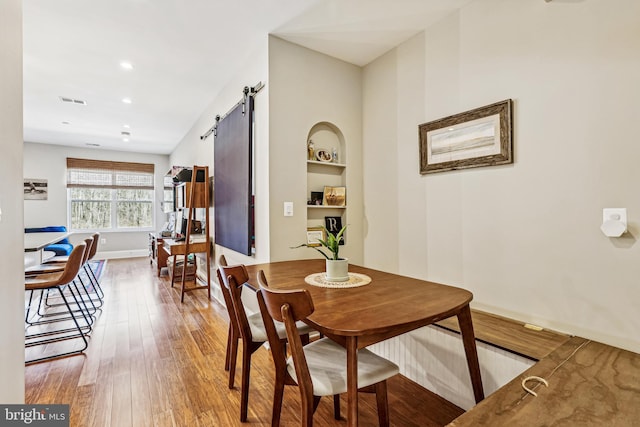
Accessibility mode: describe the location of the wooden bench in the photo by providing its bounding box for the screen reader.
[449,336,640,426]
[438,311,640,426]
[435,309,570,361]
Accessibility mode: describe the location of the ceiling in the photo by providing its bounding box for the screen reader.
[23,0,472,155]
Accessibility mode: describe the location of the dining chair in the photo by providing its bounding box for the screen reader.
[257,281,400,427]
[256,271,339,426]
[24,242,90,364]
[79,232,105,303]
[217,264,314,422]
[217,254,236,375]
[26,237,99,320]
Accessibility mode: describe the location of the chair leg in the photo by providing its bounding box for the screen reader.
[240,341,252,422]
[375,381,390,427]
[85,262,105,300]
[300,396,320,427]
[228,332,238,389]
[25,286,89,364]
[170,256,177,288]
[25,290,36,324]
[224,324,232,371]
[333,394,341,420]
[271,368,286,427]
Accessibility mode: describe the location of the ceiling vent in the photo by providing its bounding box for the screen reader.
[59,96,87,105]
[121,131,131,136]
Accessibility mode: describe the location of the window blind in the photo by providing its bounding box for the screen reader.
[66,158,154,190]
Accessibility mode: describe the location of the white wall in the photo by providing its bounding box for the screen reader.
[23,142,170,256]
[170,38,271,270]
[268,36,364,263]
[363,0,640,353]
[171,36,365,267]
[0,0,25,403]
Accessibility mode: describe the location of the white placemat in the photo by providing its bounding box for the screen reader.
[304,272,372,288]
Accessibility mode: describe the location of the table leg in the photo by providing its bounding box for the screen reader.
[346,336,359,426]
[457,304,485,403]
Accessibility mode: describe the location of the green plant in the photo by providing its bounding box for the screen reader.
[292,225,347,260]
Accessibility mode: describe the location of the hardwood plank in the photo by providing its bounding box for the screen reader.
[25,257,465,426]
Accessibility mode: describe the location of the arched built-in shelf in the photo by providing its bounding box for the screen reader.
[306,122,347,233]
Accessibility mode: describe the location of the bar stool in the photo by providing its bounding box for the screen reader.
[25,243,90,364]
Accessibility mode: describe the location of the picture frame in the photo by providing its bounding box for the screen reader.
[310,191,324,206]
[315,148,332,162]
[322,186,346,207]
[24,179,48,200]
[306,226,325,247]
[325,216,345,245]
[419,99,513,174]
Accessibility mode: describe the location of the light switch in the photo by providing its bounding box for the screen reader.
[284,202,293,217]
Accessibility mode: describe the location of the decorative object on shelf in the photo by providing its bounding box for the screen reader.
[310,191,323,206]
[307,139,315,160]
[325,216,344,245]
[305,226,325,247]
[315,149,333,162]
[332,147,338,163]
[323,186,346,206]
[292,224,349,281]
[171,165,189,180]
[419,99,513,174]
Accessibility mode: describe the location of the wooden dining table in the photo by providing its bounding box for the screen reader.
[244,259,484,426]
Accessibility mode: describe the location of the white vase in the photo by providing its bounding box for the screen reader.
[326,258,349,282]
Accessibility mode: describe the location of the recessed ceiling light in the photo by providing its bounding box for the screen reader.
[120,61,133,70]
[122,138,130,142]
[123,124,130,129]
[122,98,132,104]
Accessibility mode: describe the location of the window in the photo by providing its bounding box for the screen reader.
[163,175,175,213]
[67,158,155,231]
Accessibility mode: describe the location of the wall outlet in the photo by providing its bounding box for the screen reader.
[100,238,106,244]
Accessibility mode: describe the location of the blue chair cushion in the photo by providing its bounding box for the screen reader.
[44,243,74,256]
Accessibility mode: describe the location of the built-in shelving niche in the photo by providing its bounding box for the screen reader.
[306,122,346,231]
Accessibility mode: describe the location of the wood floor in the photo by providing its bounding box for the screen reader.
[25,257,464,426]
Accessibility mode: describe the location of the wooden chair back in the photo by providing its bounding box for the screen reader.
[52,242,87,286]
[256,271,289,374]
[218,254,228,267]
[217,264,253,343]
[82,238,93,265]
[88,232,100,260]
[258,285,316,414]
